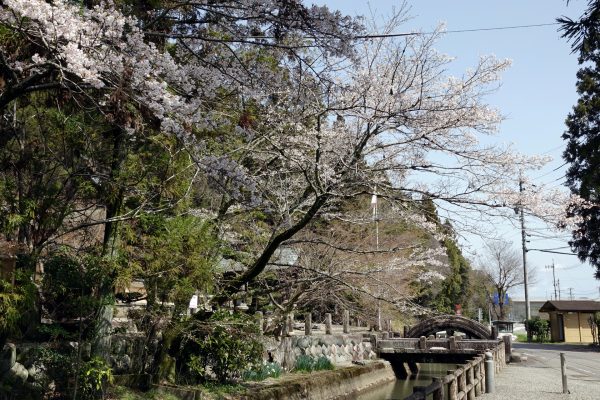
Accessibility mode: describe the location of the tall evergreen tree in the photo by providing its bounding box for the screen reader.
[559,2,600,277]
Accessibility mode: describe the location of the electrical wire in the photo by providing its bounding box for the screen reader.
[353,22,560,39]
[196,22,562,41]
[528,249,579,256]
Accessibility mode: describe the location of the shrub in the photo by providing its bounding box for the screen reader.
[172,311,263,383]
[77,357,114,400]
[525,317,550,342]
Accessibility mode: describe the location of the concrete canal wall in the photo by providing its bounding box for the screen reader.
[244,360,395,400]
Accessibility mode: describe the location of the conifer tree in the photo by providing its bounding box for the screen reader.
[560,1,600,276]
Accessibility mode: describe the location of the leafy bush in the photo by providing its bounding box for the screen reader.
[242,362,283,381]
[525,317,550,342]
[172,311,263,383]
[77,357,114,400]
[293,355,334,373]
[42,253,112,323]
[24,345,77,397]
[0,269,36,346]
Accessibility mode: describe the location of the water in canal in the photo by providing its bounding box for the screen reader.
[357,363,454,400]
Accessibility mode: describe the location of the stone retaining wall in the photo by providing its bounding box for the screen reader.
[264,334,378,369]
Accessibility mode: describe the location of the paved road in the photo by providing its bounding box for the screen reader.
[513,342,600,382]
[478,343,600,400]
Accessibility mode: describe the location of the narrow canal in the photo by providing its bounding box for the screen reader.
[357,363,454,400]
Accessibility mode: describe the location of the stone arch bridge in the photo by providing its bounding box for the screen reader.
[406,315,492,339]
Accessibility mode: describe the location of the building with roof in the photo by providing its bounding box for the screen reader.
[510,298,548,322]
[539,300,600,343]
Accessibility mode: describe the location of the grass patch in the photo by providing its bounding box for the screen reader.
[198,382,246,396]
[109,386,181,400]
[294,355,334,373]
[516,333,528,343]
[109,383,247,400]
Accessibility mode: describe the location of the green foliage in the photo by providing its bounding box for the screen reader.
[109,386,181,400]
[42,252,113,323]
[242,362,283,381]
[36,323,74,342]
[525,317,550,343]
[0,270,36,344]
[172,311,263,384]
[77,357,114,400]
[293,355,334,373]
[25,345,77,392]
[560,3,600,277]
[515,332,528,343]
[122,214,218,317]
[411,208,473,316]
[433,237,472,314]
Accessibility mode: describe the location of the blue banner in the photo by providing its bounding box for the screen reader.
[492,293,509,305]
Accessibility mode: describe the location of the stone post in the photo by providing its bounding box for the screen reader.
[503,335,512,360]
[447,370,458,400]
[491,326,498,339]
[560,352,569,394]
[467,361,475,400]
[480,353,486,393]
[304,313,312,336]
[286,313,294,336]
[474,358,482,396]
[484,352,495,393]
[343,310,350,334]
[448,336,457,351]
[432,377,443,400]
[255,311,263,336]
[457,366,466,398]
[403,325,409,338]
[325,313,332,335]
[419,336,427,350]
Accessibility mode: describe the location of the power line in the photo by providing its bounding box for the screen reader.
[531,162,568,181]
[354,22,560,39]
[529,249,578,256]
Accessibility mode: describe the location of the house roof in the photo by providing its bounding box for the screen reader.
[539,300,600,313]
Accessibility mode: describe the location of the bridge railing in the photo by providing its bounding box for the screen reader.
[402,340,506,400]
[377,336,501,352]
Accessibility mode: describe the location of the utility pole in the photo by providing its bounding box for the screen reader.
[557,279,561,300]
[546,261,557,300]
[372,191,379,251]
[519,176,531,320]
[568,288,574,301]
[372,191,381,331]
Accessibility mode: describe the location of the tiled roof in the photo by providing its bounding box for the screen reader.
[539,300,600,312]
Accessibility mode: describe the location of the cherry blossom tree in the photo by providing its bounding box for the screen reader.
[207,17,565,303]
[0,0,577,309]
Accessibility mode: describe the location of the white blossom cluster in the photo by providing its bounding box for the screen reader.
[1,0,587,302]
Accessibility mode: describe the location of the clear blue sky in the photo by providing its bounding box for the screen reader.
[318,0,599,301]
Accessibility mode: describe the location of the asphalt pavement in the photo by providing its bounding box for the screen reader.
[478,342,600,400]
[515,342,600,382]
